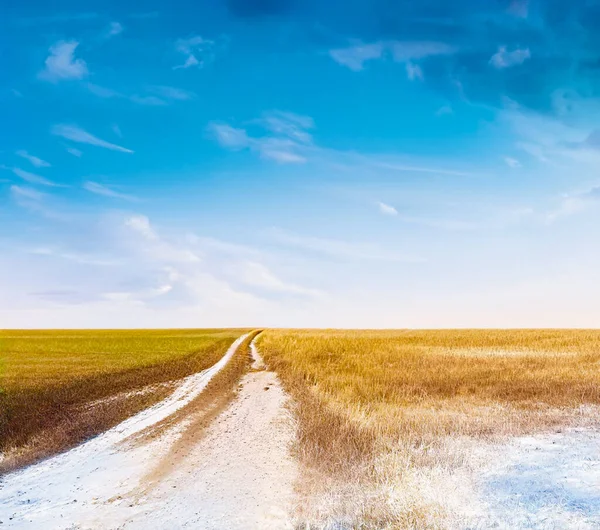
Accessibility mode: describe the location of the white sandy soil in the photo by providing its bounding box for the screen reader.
[469,427,600,529]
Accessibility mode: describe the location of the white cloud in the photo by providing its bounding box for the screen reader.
[378,201,398,216]
[112,124,122,138]
[259,111,314,144]
[490,46,531,69]
[129,94,167,106]
[147,85,195,101]
[87,83,122,98]
[390,41,455,61]
[39,40,88,82]
[16,150,51,168]
[257,138,307,163]
[87,83,193,106]
[125,215,158,241]
[83,181,139,201]
[208,123,250,150]
[330,40,455,72]
[406,62,423,81]
[329,42,385,71]
[106,21,123,38]
[208,111,313,164]
[267,228,424,263]
[52,124,134,153]
[11,167,61,187]
[174,35,214,69]
[504,156,522,168]
[376,161,477,177]
[66,147,83,157]
[436,105,453,116]
[10,185,44,203]
[226,260,321,297]
[546,186,600,223]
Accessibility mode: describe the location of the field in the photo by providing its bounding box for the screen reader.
[0,328,248,472]
[257,329,600,528]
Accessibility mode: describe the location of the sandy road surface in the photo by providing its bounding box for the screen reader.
[0,334,297,529]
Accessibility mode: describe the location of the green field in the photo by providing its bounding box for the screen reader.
[0,328,247,472]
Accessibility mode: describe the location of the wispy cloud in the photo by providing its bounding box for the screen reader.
[208,111,313,164]
[267,228,424,263]
[436,105,453,116]
[112,124,122,138]
[330,40,455,72]
[16,150,51,168]
[147,85,195,101]
[87,83,193,106]
[376,161,477,177]
[128,95,167,106]
[39,41,88,82]
[406,62,423,81]
[546,185,600,223]
[10,167,62,187]
[9,185,59,217]
[10,185,44,203]
[87,83,122,98]
[378,201,398,216]
[106,21,123,38]
[174,35,214,69]
[52,124,134,153]
[29,247,119,267]
[83,181,139,201]
[504,156,522,168]
[329,42,385,71]
[490,46,531,69]
[208,123,250,150]
[66,146,83,157]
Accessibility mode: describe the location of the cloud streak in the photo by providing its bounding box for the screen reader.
[208,111,313,164]
[83,181,139,201]
[9,167,62,187]
[16,150,51,168]
[378,202,398,216]
[52,124,134,153]
[329,40,455,72]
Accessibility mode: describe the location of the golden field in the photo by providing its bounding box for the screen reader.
[0,328,247,472]
[258,329,600,528]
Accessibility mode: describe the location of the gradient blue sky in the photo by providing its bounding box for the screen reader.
[2,0,600,328]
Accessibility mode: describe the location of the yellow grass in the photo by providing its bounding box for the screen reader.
[0,328,248,472]
[258,329,600,529]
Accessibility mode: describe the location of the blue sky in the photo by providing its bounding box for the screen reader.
[3,0,600,328]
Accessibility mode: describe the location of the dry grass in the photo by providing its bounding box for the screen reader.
[258,329,600,529]
[0,328,248,473]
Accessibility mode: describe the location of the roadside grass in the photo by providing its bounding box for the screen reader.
[0,328,248,473]
[258,329,600,529]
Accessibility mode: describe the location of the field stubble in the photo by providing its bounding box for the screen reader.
[258,329,600,529]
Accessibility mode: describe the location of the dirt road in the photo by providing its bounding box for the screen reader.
[0,334,297,529]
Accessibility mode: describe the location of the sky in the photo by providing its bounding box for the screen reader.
[2,0,600,328]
